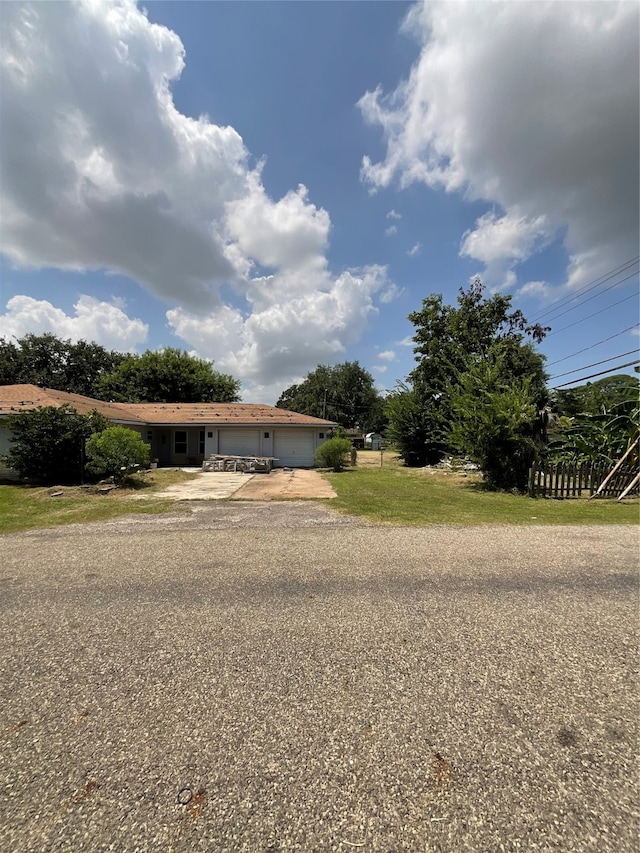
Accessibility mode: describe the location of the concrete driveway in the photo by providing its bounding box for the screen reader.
[0,513,637,853]
[151,467,336,501]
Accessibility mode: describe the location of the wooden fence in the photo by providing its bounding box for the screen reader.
[528,461,639,499]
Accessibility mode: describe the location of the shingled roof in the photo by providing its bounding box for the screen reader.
[0,384,145,422]
[0,385,336,427]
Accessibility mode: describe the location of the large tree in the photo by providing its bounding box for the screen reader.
[0,333,125,397]
[390,278,549,467]
[276,361,386,432]
[95,347,241,403]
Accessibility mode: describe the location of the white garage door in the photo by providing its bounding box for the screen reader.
[274,429,315,467]
[219,429,260,456]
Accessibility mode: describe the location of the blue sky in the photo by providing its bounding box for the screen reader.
[0,0,638,403]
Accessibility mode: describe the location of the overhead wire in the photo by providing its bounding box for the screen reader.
[549,349,640,381]
[546,324,639,366]
[550,360,639,389]
[545,292,639,336]
[541,271,638,324]
[530,255,639,323]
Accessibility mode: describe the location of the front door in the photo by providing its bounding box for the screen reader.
[157,429,171,465]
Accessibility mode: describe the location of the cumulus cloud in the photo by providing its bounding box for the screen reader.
[359,0,639,294]
[385,225,398,237]
[167,265,391,399]
[377,350,396,362]
[0,1,246,307]
[0,0,398,392]
[0,295,148,351]
[407,242,421,257]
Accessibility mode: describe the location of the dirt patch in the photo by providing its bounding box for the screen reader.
[232,468,336,500]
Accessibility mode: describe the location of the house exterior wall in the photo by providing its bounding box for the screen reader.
[0,425,19,480]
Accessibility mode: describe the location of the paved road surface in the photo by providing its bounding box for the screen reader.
[0,503,638,852]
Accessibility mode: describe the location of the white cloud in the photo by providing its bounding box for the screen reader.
[0,0,394,395]
[379,282,403,304]
[359,0,639,293]
[407,242,421,257]
[377,350,396,362]
[517,280,553,302]
[0,1,246,308]
[372,365,388,374]
[0,295,148,351]
[167,265,391,399]
[386,209,402,220]
[385,225,398,237]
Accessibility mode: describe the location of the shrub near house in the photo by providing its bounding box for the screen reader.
[86,426,150,484]
[3,404,110,485]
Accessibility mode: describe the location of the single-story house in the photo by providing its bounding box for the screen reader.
[0,384,337,478]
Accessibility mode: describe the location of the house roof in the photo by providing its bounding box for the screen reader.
[0,385,337,427]
[0,384,145,422]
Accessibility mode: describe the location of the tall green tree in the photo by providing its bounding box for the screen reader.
[449,345,540,490]
[276,362,385,431]
[391,278,548,466]
[0,333,125,397]
[384,383,435,467]
[95,348,241,403]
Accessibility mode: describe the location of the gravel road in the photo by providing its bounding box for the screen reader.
[0,502,638,852]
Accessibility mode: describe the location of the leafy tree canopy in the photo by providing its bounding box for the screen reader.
[550,374,639,418]
[1,335,241,404]
[389,278,549,467]
[276,361,386,432]
[0,333,125,397]
[95,347,240,403]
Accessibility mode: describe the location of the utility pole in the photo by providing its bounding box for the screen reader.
[322,388,328,419]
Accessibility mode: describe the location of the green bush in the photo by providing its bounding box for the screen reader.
[4,405,109,485]
[85,426,150,483]
[314,437,352,472]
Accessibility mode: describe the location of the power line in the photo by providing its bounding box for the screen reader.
[546,292,639,336]
[549,350,640,381]
[546,324,640,366]
[542,271,638,325]
[550,360,639,389]
[530,256,639,322]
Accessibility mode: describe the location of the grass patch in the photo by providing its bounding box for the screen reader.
[0,468,199,534]
[326,466,639,525]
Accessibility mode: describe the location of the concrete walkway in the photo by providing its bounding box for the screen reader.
[150,468,336,501]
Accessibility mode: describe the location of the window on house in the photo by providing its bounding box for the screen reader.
[174,430,187,454]
[319,432,325,439]
[264,432,270,439]
[146,430,153,443]
[199,431,205,454]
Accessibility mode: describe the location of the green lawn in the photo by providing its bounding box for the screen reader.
[0,469,197,534]
[325,466,640,525]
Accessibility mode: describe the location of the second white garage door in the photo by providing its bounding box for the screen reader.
[218,429,260,456]
[273,429,315,467]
